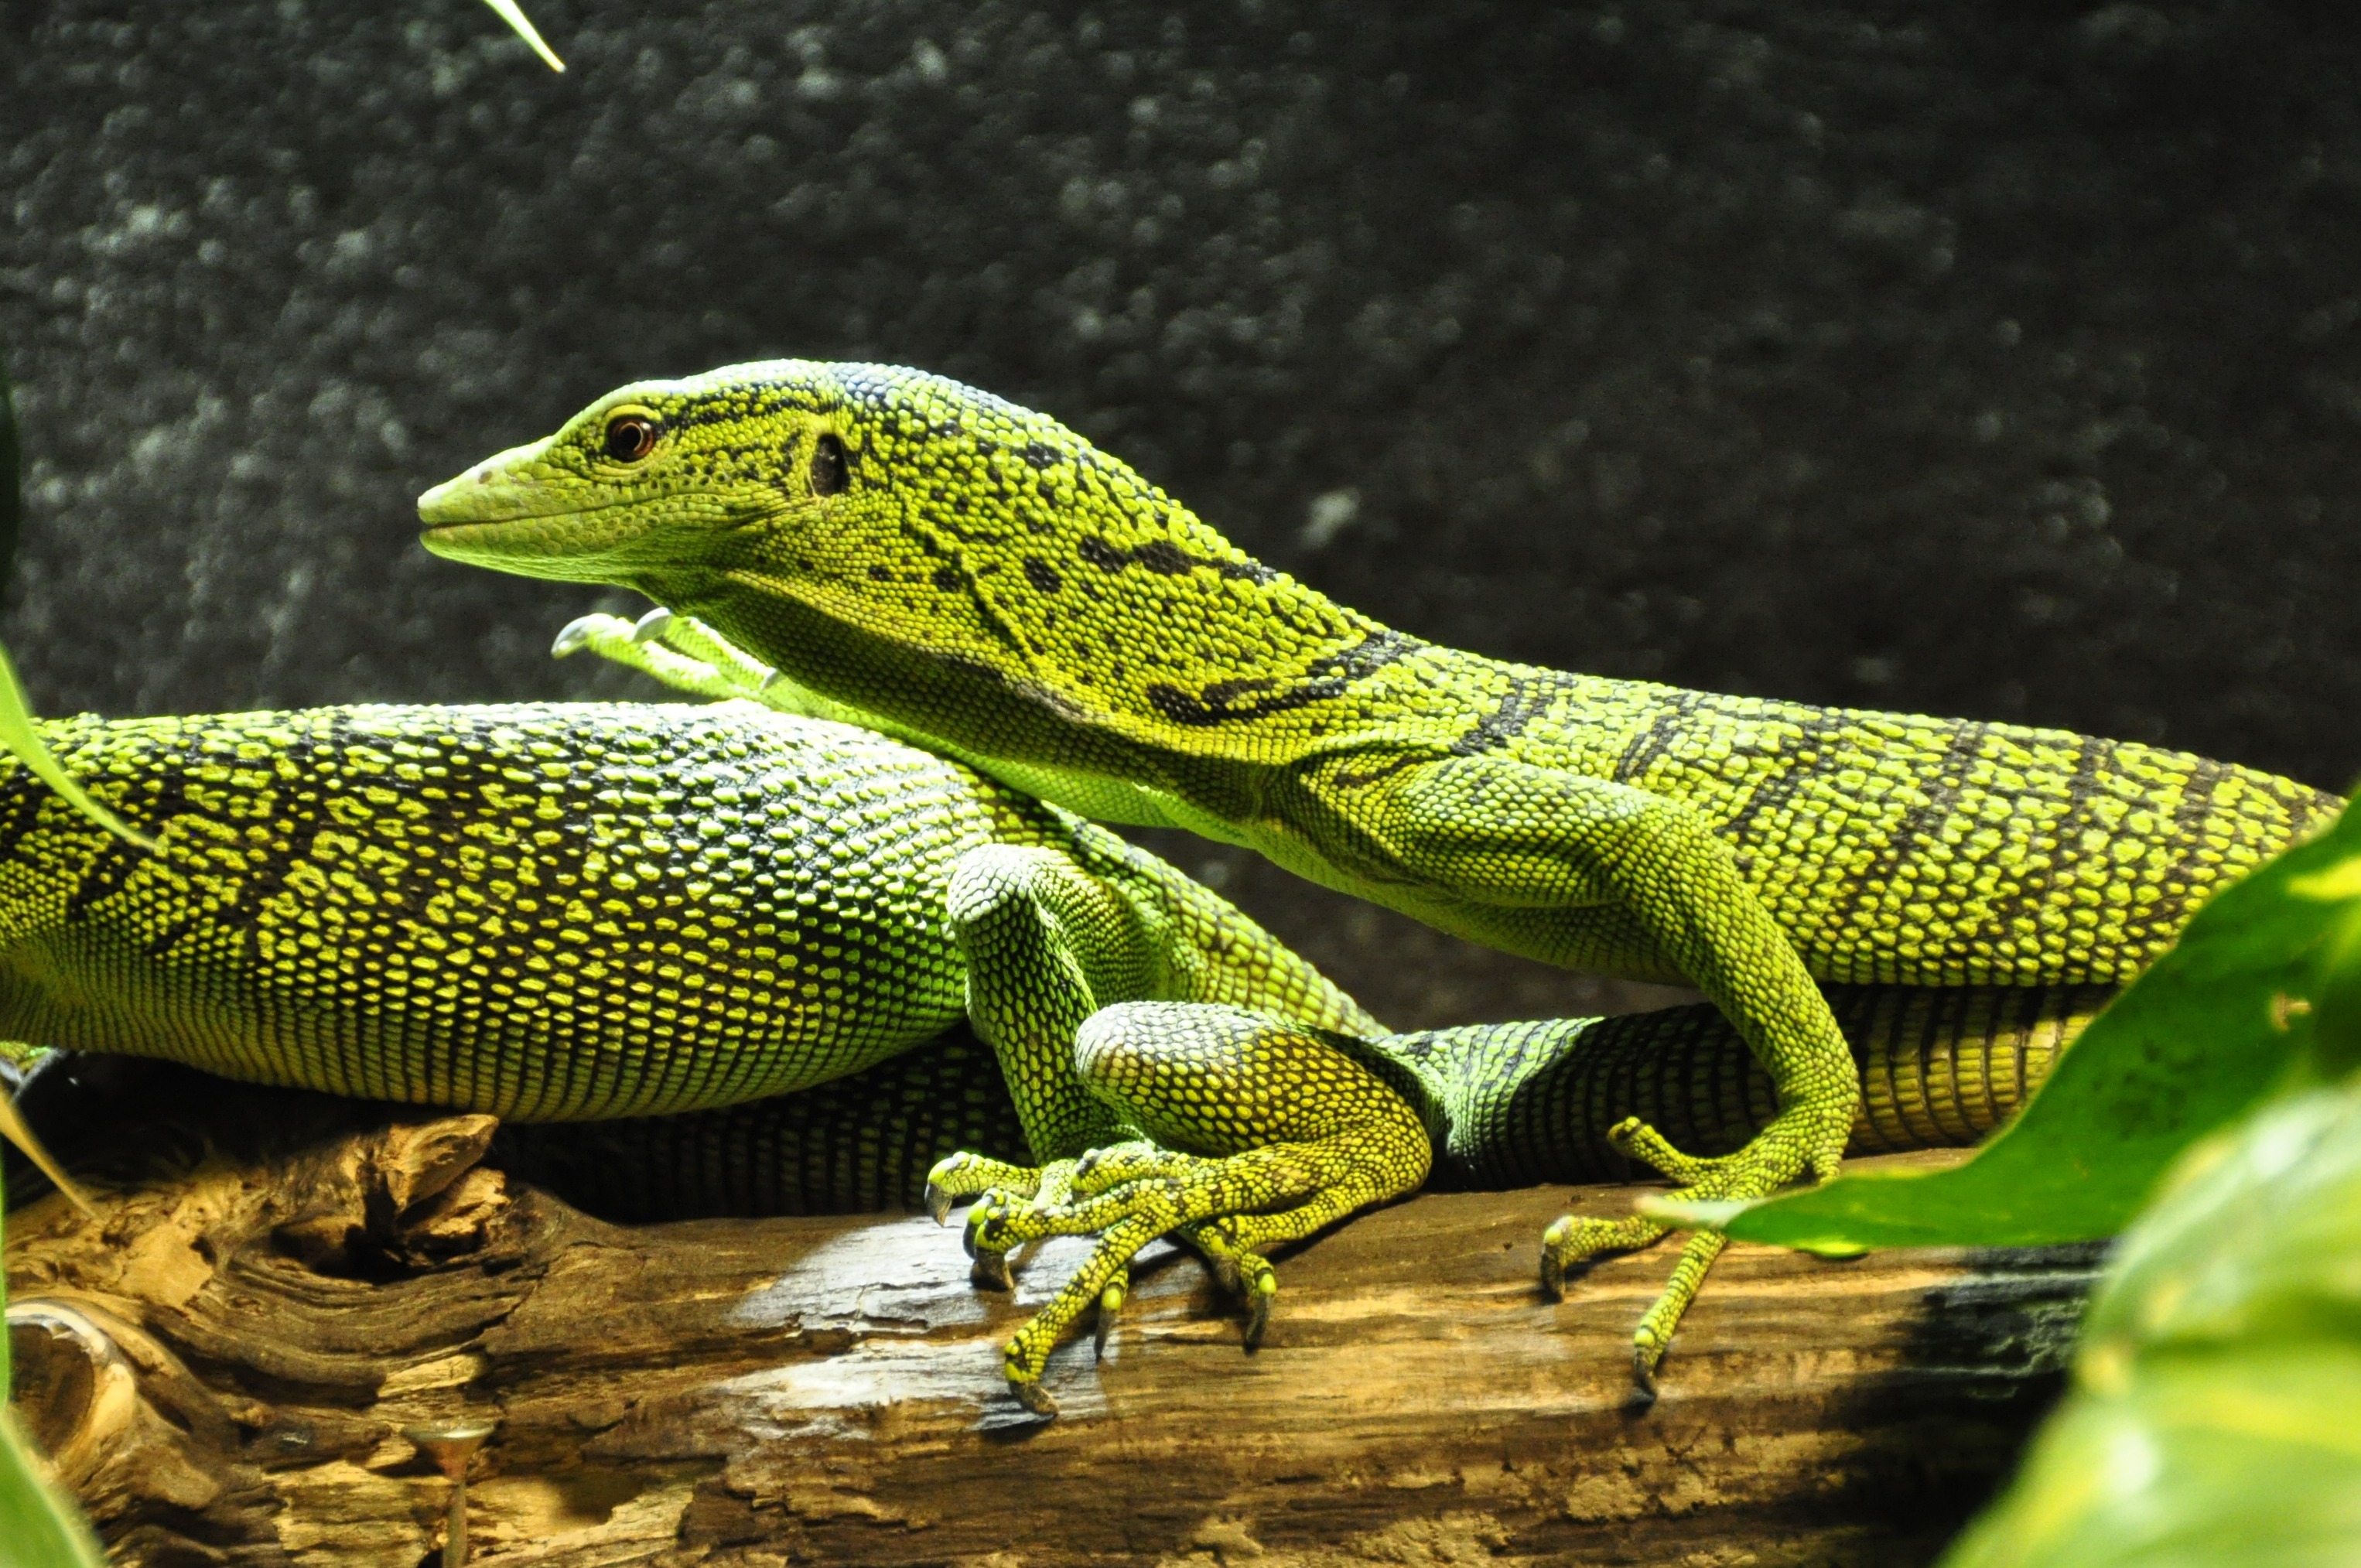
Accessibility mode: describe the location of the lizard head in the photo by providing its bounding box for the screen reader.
[422,360,1386,762]
[417,361,868,590]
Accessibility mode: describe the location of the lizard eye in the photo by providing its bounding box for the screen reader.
[810,433,849,497]
[603,414,660,463]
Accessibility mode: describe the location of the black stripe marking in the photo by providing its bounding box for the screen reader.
[1610,689,1710,785]
[1816,719,1991,978]
[1450,675,1564,757]
[1143,630,1421,727]
[1075,534,1278,585]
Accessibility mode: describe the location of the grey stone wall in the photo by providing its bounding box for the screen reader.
[7,0,2360,1023]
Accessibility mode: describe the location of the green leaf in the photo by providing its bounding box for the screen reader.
[1647,801,2361,1251]
[0,1412,107,1568]
[0,352,156,856]
[0,646,156,855]
[1937,1086,2361,1568]
[480,0,564,72]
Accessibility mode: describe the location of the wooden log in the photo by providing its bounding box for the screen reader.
[4,1074,2099,1567]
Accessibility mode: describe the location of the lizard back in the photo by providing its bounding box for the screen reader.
[415,361,2343,992]
[1286,648,2341,989]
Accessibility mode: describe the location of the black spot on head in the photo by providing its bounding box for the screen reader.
[1077,536,1126,572]
[811,434,850,497]
[1022,557,1063,593]
[867,565,896,582]
[931,565,964,592]
[1021,441,1061,470]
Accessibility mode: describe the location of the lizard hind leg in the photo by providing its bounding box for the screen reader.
[1537,1113,1788,1406]
[977,1002,1433,1412]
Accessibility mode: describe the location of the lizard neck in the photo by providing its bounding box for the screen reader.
[667,531,1459,787]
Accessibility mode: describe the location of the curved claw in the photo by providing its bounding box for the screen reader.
[1539,1213,1577,1300]
[1007,1377,1057,1417]
[925,1152,969,1225]
[1092,1276,1126,1361]
[972,1248,1013,1291]
[550,614,603,657]
[1239,1265,1277,1351]
[1629,1342,1662,1410]
[630,606,675,644]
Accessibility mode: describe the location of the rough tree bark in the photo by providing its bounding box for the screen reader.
[3,1071,2096,1568]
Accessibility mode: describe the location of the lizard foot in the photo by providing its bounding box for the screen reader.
[923,1150,1059,1225]
[930,1153,1096,1290]
[1174,1218,1283,1348]
[1543,1102,1849,1399]
[985,1001,1436,1415]
[991,1140,1385,1400]
[549,608,834,718]
[548,610,763,701]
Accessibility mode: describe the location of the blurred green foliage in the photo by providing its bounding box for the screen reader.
[1943,1079,2361,1566]
[482,0,563,71]
[1939,813,2361,1564]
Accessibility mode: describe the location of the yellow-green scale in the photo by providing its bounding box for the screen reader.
[416,360,2337,996]
[0,705,1027,1121]
[408,358,2346,1383]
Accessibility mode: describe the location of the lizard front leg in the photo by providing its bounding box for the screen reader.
[921,842,1154,1293]
[552,607,860,723]
[961,1001,1432,1413]
[1334,754,1860,1395]
[925,842,1439,1410]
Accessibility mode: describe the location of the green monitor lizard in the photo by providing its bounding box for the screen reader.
[5,697,2100,1411]
[417,361,2336,1390]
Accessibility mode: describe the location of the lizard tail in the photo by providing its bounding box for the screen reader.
[1403,982,2112,1187]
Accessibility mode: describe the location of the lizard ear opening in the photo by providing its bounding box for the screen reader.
[811,434,850,497]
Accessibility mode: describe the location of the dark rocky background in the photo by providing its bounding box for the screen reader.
[6,0,2360,1025]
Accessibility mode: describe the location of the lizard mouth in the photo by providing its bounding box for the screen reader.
[415,466,619,529]
[416,495,663,576]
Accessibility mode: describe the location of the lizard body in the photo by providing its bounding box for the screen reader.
[0,701,1365,1137]
[421,362,2337,1385]
[507,979,2100,1221]
[2,695,2103,1407]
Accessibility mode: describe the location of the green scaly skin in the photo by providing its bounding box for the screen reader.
[0,697,1411,1406]
[555,607,2113,1409]
[0,699,1365,1156]
[420,360,2340,1387]
[0,691,2104,1412]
